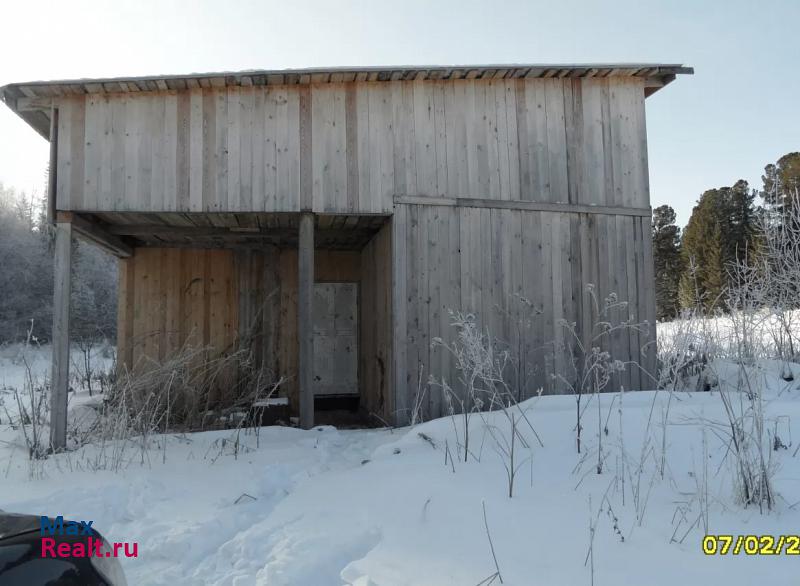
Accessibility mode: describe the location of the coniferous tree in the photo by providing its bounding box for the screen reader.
[652,205,682,320]
[679,182,758,312]
[704,222,726,308]
[762,152,800,213]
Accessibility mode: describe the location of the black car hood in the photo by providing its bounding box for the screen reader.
[0,512,43,541]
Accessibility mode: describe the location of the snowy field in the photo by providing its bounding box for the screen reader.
[1,337,799,585]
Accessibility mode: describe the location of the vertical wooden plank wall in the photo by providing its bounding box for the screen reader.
[56,78,649,215]
[395,206,655,422]
[117,248,239,371]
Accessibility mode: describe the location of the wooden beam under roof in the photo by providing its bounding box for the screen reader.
[56,212,133,258]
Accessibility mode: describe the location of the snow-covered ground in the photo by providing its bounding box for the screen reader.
[658,309,800,361]
[1,342,799,585]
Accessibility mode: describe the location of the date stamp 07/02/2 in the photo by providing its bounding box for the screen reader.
[702,535,800,556]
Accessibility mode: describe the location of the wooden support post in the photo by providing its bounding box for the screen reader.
[298,212,315,429]
[50,221,72,451]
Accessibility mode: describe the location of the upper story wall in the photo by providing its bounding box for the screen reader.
[53,77,650,214]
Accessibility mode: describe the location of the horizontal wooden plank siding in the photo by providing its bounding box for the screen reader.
[56,77,648,214]
[394,204,655,420]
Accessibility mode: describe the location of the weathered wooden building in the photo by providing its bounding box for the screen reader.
[1,63,691,447]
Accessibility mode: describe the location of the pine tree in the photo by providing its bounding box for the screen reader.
[726,179,759,262]
[703,222,726,310]
[679,181,759,313]
[651,205,682,320]
[762,152,800,213]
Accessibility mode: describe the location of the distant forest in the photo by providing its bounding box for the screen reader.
[653,151,800,321]
[0,184,117,344]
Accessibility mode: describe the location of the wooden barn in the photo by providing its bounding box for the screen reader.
[1,63,691,447]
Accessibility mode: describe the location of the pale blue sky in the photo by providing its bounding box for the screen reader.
[1,0,797,226]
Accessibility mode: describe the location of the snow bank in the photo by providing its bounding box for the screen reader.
[1,351,798,585]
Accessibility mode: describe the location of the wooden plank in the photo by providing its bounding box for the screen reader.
[538,211,555,392]
[287,88,302,211]
[188,89,204,212]
[176,91,191,211]
[98,96,114,210]
[514,79,530,202]
[207,249,233,358]
[520,210,541,396]
[504,80,521,201]
[279,249,299,404]
[261,245,281,375]
[544,79,568,203]
[137,95,154,211]
[214,88,229,212]
[186,249,207,353]
[82,95,101,210]
[564,79,583,205]
[390,82,407,197]
[432,81,448,197]
[427,207,444,418]
[311,86,327,211]
[345,83,359,212]
[251,89,266,212]
[548,212,565,390]
[526,79,549,202]
[577,213,593,389]
[393,194,650,216]
[299,86,312,211]
[56,99,72,211]
[405,205,422,418]
[413,81,436,196]
[607,80,625,207]
[142,248,161,364]
[47,105,58,221]
[378,84,395,211]
[356,84,373,211]
[162,248,181,359]
[331,85,348,211]
[117,255,135,372]
[634,80,651,210]
[491,81,510,200]
[264,87,280,210]
[298,212,315,428]
[50,222,72,450]
[580,79,606,206]
[68,97,86,210]
[622,215,640,391]
[201,90,216,212]
[238,87,254,211]
[416,205,431,418]
[392,205,409,425]
[639,214,658,386]
[506,209,523,395]
[604,213,623,392]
